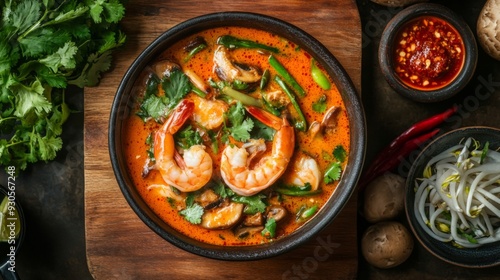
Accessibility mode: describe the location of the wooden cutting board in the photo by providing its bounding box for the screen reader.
[84,0,361,279]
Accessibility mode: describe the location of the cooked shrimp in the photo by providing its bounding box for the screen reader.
[188,95,228,130]
[285,155,322,190]
[154,99,213,192]
[220,107,295,196]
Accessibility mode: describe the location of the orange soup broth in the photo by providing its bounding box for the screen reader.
[123,26,350,246]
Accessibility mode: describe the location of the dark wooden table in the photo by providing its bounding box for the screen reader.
[1,0,499,279]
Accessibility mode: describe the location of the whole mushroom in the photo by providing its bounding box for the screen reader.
[361,221,414,269]
[363,172,405,223]
[370,0,428,7]
[477,0,500,61]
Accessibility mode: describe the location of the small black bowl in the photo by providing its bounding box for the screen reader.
[405,126,500,267]
[109,12,366,260]
[379,3,478,103]
[0,185,25,279]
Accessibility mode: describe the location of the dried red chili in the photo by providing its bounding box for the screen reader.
[393,16,465,90]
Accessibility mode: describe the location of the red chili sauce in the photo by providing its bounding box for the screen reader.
[393,16,465,91]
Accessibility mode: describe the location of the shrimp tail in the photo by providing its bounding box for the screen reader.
[245,105,282,130]
[162,99,195,134]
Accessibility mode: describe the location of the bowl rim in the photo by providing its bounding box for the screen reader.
[405,126,500,268]
[108,11,366,261]
[379,3,478,103]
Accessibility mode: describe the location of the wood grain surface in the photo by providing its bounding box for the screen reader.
[84,0,361,279]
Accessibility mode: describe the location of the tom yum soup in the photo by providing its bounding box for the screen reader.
[393,16,465,90]
[123,26,350,246]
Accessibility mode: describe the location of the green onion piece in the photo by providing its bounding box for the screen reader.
[274,75,307,131]
[184,43,206,62]
[301,205,318,220]
[217,35,279,53]
[261,95,281,116]
[221,86,262,108]
[260,69,270,90]
[269,55,306,97]
[190,83,206,98]
[274,186,321,196]
[311,58,331,90]
[261,218,277,238]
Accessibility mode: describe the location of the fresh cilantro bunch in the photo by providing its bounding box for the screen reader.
[0,0,126,171]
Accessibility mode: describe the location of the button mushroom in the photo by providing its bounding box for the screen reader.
[477,0,500,61]
[266,205,287,223]
[361,221,414,269]
[363,172,406,223]
[213,46,261,83]
[200,200,244,229]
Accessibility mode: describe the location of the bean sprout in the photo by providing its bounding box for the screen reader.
[414,137,500,248]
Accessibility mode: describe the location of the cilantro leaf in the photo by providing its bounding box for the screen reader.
[35,133,63,161]
[19,28,72,57]
[102,1,126,23]
[231,194,267,215]
[68,50,114,87]
[162,69,191,109]
[224,102,254,142]
[333,145,347,163]
[312,95,327,113]
[138,94,168,122]
[13,80,51,118]
[212,181,234,199]
[48,6,89,25]
[136,74,168,122]
[324,162,342,184]
[180,203,204,224]
[230,118,254,142]
[9,1,42,34]
[175,125,203,149]
[251,119,275,141]
[39,41,78,72]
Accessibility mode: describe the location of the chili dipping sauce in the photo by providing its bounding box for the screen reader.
[393,16,465,91]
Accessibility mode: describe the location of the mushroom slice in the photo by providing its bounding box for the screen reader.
[234,226,264,239]
[266,205,287,222]
[213,46,261,83]
[200,200,244,229]
[321,106,340,135]
[309,121,321,138]
[243,212,264,227]
[152,59,181,78]
[184,36,207,52]
[184,69,210,94]
[195,189,221,209]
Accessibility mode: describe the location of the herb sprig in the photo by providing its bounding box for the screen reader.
[0,0,126,171]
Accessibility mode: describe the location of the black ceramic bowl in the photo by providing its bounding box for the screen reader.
[379,3,478,103]
[405,126,500,267]
[0,185,25,279]
[109,12,366,260]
